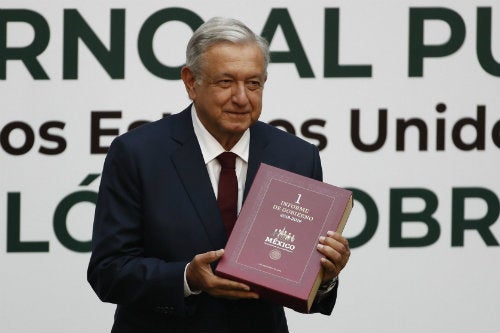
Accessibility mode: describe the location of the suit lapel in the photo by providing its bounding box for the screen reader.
[244,123,269,200]
[170,109,227,249]
[169,113,271,247]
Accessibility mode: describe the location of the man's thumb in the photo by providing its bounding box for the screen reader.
[199,249,224,264]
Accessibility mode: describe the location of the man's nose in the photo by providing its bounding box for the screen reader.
[231,82,249,105]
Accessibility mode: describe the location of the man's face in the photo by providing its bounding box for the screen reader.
[182,42,267,149]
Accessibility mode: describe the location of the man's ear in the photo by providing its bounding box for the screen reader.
[181,66,197,100]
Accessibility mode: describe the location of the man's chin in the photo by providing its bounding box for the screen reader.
[223,119,254,132]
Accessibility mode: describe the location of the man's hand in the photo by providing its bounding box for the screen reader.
[186,249,259,300]
[317,231,350,283]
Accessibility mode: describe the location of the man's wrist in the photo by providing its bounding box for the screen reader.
[183,263,202,297]
[318,276,338,294]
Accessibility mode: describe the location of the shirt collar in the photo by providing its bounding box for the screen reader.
[191,105,249,164]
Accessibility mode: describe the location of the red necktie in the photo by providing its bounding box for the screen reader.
[216,152,238,236]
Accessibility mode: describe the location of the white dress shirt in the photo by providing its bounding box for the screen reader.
[191,106,249,213]
[184,105,249,296]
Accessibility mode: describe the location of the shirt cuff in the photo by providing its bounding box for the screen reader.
[183,263,202,297]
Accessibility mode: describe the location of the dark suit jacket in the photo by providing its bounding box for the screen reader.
[88,106,338,333]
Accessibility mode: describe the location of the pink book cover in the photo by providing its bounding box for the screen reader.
[215,163,352,312]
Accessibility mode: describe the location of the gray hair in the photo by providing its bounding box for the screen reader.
[185,17,270,80]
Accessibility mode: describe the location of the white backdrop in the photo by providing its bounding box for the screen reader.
[1,1,499,332]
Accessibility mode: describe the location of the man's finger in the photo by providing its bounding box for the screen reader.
[196,249,225,264]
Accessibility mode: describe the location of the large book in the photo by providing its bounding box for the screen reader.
[215,163,352,313]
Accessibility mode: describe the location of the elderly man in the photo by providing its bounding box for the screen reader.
[88,17,350,333]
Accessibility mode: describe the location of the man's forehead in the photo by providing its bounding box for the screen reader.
[200,43,265,76]
[203,41,262,59]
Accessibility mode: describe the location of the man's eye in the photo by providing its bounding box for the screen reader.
[246,81,262,90]
[217,80,233,87]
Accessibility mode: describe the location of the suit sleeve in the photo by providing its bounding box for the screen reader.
[311,144,323,182]
[87,137,193,317]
